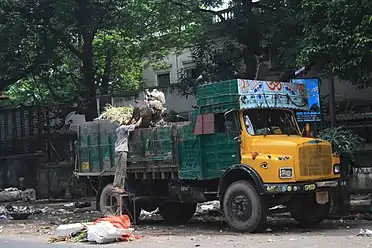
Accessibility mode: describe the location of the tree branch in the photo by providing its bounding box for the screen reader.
[0,47,51,89]
[92,0,117,34]
[168,0,227,22]
[47,26,84,61]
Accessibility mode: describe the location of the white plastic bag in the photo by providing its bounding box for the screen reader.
[55,223,86,237]
[87,221,131,244]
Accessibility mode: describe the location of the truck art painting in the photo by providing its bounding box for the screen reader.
[291,78,321,122]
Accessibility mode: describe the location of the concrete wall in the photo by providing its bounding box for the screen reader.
[349,167,372,193]
[142,49,196,87]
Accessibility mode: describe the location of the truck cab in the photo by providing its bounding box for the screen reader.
[240,108,340,184]
[193,79,342,231]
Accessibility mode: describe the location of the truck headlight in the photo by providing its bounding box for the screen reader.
[279,167,293,179]
[333,164,341,174]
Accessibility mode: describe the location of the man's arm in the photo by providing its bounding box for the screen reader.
[128,117,142,132]
[117,117,142,133]
[127,124,136,132]
[134,117,142,128]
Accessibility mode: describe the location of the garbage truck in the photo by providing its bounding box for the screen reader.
[74,79,345,233]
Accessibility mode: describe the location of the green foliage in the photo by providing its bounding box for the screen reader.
[3,51,82,106]
[0,0,220,120]
[177,0,300,97]
[296,0,372,87]
[93,30,146,95]
[317,126,364,156]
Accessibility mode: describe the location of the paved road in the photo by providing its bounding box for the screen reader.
[0,237,80,247]
[2,218,372,248]
[1,232,372,248]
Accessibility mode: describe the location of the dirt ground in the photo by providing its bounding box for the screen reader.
[0,200,101,236]
[1,200,372,247]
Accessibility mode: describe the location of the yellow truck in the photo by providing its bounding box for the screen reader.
[75,79,345,233]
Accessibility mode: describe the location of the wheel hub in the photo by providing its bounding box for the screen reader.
[231,195,251,221]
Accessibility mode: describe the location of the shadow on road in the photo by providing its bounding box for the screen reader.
[136,215,371,237]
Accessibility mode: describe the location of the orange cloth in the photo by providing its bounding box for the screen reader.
[93,215,139,241]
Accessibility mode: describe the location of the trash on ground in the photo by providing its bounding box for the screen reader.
[63,201,91,209]
[357,229,372,237]
[21,189,37,202]
[74,201,91,209]
[0,188,36,202]
[8,212,31,220]
[88,215,138,244]
[195,201,222,217]
[0,206,5,215]
[55,223,91,237]
[140,209,161,221]
[63,203,74,208]
[1,205,40,220]
[50,214,138,244]
[0,215,10,220]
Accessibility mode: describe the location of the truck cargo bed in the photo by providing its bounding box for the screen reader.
[76,120,191,179]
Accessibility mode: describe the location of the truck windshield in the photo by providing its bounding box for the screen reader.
[243,109,299,136]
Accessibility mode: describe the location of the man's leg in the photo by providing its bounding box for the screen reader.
[113,152,125,192]
[121,151,128,188]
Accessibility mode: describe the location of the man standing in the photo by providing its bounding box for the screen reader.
[112,117,142,193]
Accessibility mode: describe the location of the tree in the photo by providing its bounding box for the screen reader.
[296,0,372,126]
[0,0,220,120]
[177,0,301,97]
[296,0,372,87]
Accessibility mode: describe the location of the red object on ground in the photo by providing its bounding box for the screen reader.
[93,215,140,241]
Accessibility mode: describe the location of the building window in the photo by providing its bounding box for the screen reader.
[185,68,198,80]
[157,72,170,87]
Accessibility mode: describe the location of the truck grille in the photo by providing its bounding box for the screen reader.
[299,144,332,177]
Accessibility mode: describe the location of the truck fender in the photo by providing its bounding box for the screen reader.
[218,164,264,199]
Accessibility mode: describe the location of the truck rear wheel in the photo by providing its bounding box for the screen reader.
[99,183,141,223]
[222,180,267,233]
[159,202,196,224]
[289,193,330,227]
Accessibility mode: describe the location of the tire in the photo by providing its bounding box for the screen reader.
[289,192,330,227]
[141,203,158,212]
[222,180,267,233]
[159,202,196,224]
[99,183,141,223]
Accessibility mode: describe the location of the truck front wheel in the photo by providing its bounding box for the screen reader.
[99,183,141,223]
[159,202,196,224]
[222,180,267,233]
[288,193,330,227]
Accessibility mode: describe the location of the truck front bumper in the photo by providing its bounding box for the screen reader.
[262,179,346,194]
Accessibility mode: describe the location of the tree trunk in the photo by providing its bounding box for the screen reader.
[242,48,258,79]
[328,74,337,127]
[101,53,112,95]
[82,34,97,121]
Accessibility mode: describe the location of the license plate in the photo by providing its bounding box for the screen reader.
[316,191,329,204]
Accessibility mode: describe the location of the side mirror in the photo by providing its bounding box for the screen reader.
[234,136,241,143]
